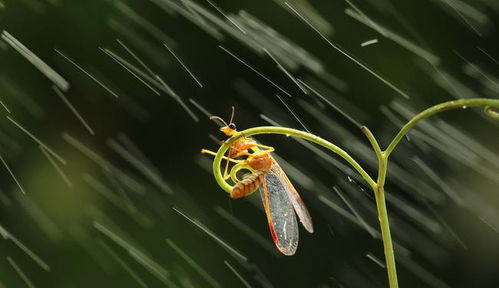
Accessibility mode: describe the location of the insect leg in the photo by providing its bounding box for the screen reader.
[201,149,241,164]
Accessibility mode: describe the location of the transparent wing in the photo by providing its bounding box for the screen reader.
[270,158,314,233]
[260,169,299,256]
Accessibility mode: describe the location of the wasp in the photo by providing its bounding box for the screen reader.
[202,108,313,255]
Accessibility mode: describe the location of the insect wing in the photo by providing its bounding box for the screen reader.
[271,159,314,233]
[260,168,299,256]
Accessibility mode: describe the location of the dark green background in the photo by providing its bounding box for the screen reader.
[0,0,499,287]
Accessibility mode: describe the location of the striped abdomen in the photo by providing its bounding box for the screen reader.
[231,171,265,199]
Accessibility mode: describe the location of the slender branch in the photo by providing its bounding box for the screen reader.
[384,98,499,158]
[211,126,377,193]
[361,126,382,160]
[360,126,388,185]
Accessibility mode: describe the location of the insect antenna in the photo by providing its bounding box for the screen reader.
[229,106,235,124]
[209,115,228,127]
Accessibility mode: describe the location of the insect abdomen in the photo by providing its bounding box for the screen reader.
[231,172,265,199]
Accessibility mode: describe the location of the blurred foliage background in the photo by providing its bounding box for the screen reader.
[0,0,499,287]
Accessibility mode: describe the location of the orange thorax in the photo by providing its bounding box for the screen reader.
[247,153,273,171]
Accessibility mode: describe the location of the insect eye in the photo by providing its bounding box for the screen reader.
[228,123,236,130]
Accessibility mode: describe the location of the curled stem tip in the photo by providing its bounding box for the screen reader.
[485,106,499,120]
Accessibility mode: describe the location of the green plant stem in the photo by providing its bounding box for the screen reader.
[361,126,382,160]
[385,98,499,158]
[375,184,398,287]
[207,98,499,288]
[212,126,377,193]
[361,126,396,286]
